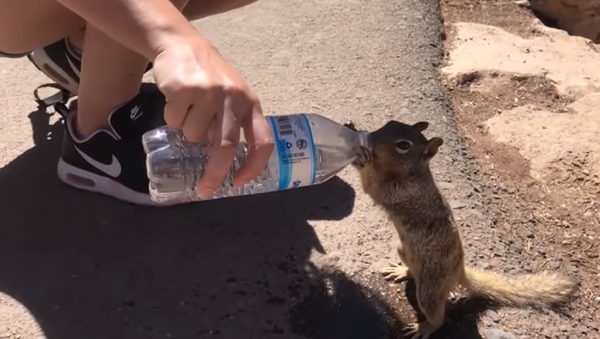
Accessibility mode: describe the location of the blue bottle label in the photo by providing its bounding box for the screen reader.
[266,114,317,190]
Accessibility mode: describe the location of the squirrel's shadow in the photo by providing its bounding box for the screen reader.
[0,102,407,339]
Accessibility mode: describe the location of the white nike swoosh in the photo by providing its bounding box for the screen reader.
[73,145,122,178]
[66,54,81,78]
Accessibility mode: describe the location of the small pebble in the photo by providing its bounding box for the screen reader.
[485,309,500,322]
[450,200,467,209]
[482,328,516,339]
[437,181,455,190]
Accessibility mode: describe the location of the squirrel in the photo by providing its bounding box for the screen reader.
[344,120,578,339]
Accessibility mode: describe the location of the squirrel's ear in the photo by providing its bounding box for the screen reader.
[424,137,443,158]
[413,121,429,132]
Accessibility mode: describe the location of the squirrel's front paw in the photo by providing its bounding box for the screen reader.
[352,146,372,169]
[343,122,358,132]
[380,262,412,283]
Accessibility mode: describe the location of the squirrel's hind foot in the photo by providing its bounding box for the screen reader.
[380,262,412,283]
[402,322,437,339]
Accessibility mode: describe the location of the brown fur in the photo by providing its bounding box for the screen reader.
[345,121,579,339]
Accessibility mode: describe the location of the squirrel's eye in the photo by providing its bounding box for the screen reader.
[395,140,412,151]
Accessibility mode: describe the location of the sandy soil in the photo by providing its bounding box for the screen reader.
[1,0,492,338]
[440,0,600,337]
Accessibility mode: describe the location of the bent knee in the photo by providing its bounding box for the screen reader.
[0,49,30,58]
[0,32,32,56]
[0,0,84,55]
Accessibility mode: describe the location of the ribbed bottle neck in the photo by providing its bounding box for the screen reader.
[357,131,371,151]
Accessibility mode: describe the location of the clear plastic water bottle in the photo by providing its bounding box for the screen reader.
[142,113,369,204]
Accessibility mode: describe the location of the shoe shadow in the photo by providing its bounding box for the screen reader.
[0,106,406,339]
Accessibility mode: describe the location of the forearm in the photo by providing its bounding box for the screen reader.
[54,0,204,59]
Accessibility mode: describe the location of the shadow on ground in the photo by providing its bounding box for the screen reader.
[0,105,404,339]
[0,104,494,339]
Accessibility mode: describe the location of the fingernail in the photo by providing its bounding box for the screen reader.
[195,184,213,199]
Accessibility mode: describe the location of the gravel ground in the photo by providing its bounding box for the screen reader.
[439,0,600,338]
[0,0,582,338]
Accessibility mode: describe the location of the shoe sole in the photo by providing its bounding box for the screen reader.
[57,158,178,207]
[28,49,79,95]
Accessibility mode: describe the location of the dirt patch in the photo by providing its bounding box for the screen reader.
[441,0,541,39]
[444,71,573,181]
[440,0,600,336]
[529,0,600,43]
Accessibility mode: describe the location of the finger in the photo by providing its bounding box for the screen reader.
[195,99,241,198]
[163,99,191,129]
[233,103,274,186]
[181,94,222,144]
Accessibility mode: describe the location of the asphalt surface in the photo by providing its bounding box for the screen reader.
[0,0,481,338]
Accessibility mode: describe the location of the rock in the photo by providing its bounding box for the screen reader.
[514,0,530,8]
[450,200,467,209]
[482,328,517,339]
[524,229,534,238]
[455,71,480,86]
[485,309,500,322]
[437,181,455,190]
[568,265,578,274]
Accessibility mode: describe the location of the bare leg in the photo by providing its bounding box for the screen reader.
[59,0,260,137]
[73,26,145,136]
[1,0,261,138]
[0,0,153,137]
[0,0,84,54]
[76,0,191,136]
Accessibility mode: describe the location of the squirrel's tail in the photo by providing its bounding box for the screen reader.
[462,266,578,309]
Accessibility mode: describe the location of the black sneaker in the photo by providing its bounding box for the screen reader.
[28,38,153,96]
[56,84,169,206]
[28,39,82,95]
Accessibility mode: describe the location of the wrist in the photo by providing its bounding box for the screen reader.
[150,24,213,60]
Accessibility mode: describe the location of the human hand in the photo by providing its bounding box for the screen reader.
[152,36,274,198]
